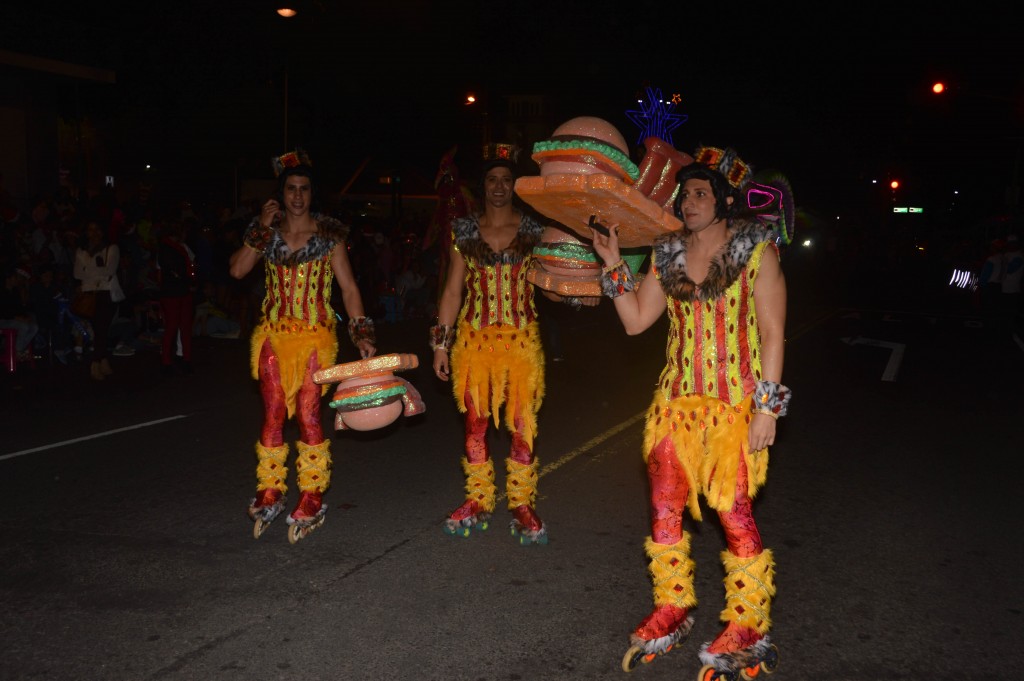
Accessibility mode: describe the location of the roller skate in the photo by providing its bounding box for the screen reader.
[443,499,492,537]
[621,604,694,671]
[697,635,778,680]
[285,490,327,544]
[248,488,286,539]
[697,550,778,679]
[509,504,547,545]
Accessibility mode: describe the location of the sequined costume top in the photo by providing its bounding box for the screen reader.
[246,214,351,330]
[651,219,778,406]
[451,214,544,330]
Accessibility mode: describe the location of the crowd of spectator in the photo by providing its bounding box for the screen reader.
[0,181,442,378]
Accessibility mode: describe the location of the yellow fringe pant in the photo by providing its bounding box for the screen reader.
[449,321,544,449]
[642,392,768,521]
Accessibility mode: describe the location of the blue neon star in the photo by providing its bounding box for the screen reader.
[625,87,688,147]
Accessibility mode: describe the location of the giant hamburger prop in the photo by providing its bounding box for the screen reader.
[313,353,424,431]
[516,116,692,248]
[518,117,693,297]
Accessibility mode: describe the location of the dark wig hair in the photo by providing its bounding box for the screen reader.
[481,158,516,181]
[674,164,741,222]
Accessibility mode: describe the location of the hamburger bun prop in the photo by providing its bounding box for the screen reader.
[313,353,425,431]
[515,116,693,248]
[530,223,647,299]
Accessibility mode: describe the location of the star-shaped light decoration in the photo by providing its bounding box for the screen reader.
[625,87,688,147]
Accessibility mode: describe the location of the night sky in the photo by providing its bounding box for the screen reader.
[5,1,1023,230]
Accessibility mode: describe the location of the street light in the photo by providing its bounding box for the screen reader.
[278,8,297,150]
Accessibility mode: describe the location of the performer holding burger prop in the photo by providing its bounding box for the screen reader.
[517,116,694,299]
[229,149,377,544]
[591,145,792,679]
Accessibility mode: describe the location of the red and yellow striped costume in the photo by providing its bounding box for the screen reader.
[448,214,545,444]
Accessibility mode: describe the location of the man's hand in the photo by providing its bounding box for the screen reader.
[590,223,621,267]
[356,340,376,359]
[748,413,777,452]
[433,348,450,381]
[243,202,279,253]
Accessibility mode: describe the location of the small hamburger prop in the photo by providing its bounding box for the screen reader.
[515,116,690,248]
[530,222,647,299]
[313,353,425,431]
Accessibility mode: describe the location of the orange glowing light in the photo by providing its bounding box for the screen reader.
[890,180,899,190]
[277,8,297,18]
[465,94,476,105]
[932,82,945,94]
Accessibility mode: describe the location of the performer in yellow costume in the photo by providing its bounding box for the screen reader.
[229,150,376,544]
[431,158,549,545]
[592,146,791,679]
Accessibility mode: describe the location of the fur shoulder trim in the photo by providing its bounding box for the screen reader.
[316,214,351,243]
[453,213,544,265]
[654,219,773,301]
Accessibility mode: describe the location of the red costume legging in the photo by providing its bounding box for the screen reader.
[463,389,533,466]
[647,435,762,558]
[257,339,325,448]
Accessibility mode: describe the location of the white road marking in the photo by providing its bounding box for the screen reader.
[495,411,647,502]
[0,415,189,461]
[842,336,906,382]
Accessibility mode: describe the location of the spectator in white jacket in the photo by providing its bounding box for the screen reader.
[74,219,120,380]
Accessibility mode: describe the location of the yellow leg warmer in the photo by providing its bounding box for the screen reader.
[719,549,776,634]
[295,440,332,493]
[462,457,497,513]
[645,534,699,609]
[255,442,289,493]
[505,458,539,511]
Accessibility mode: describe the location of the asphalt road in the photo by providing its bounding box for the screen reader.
[2,254,1022,681]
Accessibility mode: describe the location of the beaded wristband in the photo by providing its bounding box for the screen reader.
[429,323,456,351]
[348,316,376,347]
[243,221,273,254]
[600,259,636,298]
[753,380,791,418]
